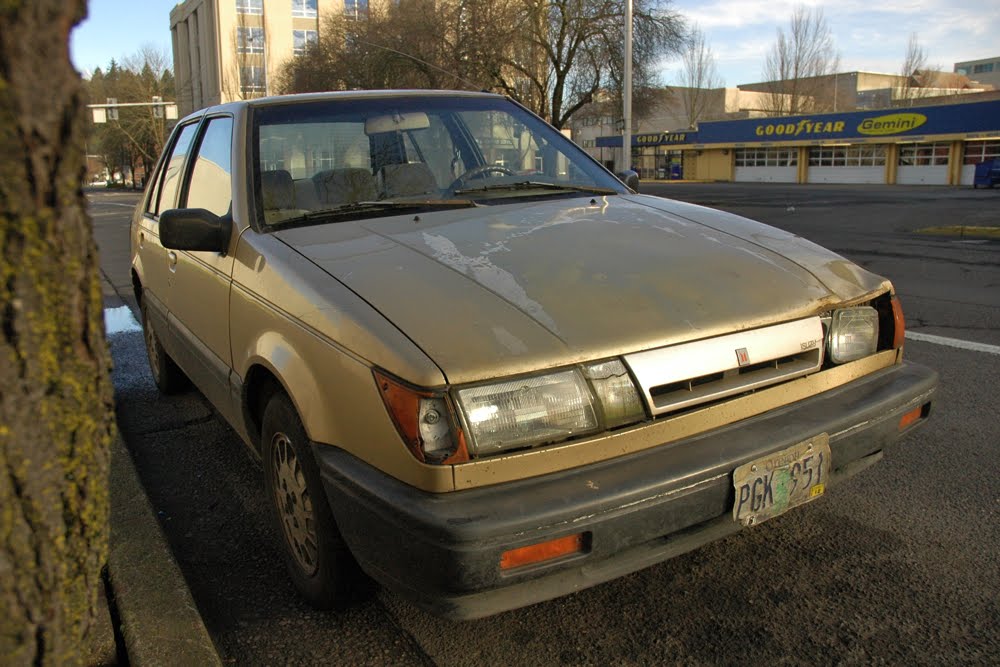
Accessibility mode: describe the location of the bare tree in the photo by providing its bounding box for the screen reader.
[277,0,685,130]
[494,0,685,128]
[898,33,938,106]
[676,26,723,128]
[276,1,501,94]
[1,0,115,662]
[760,5,841,115]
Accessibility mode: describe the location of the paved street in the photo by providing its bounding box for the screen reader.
[91,184,999,665]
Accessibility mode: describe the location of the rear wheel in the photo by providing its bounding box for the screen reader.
[262,392,368,607]
[142,302,186,394]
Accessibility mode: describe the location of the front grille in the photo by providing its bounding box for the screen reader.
[624,317,825,417]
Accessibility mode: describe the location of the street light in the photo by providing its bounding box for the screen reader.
[622,0,632,172]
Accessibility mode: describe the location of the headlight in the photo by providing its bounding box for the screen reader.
[582,359,645,428]
[457,370,599,457]
[828,306,878,363]
[455,360,646,458]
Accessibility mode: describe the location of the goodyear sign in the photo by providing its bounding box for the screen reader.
[753,113,927,139]
[700,100,1000,145]
[595,131,695,148]
[634,131,689,146]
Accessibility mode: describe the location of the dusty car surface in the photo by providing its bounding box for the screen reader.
[130,90,937,619]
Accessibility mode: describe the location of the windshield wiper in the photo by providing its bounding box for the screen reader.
[268,199,478,228]
[453,181,619,196]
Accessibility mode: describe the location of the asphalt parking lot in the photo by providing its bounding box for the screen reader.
[92,183,999,665]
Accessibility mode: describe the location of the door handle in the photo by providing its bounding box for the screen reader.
[167,251,178,272]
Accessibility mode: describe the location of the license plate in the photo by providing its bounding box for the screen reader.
[732,434,831,526]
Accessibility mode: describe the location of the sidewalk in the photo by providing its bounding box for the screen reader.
[101,273,222,666]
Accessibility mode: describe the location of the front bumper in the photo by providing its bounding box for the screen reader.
[315,360,937,620]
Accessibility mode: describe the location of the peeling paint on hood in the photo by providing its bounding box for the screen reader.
[275,195,885,384]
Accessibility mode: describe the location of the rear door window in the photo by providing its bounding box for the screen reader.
[153,122,199,215]
[184,117,234,217]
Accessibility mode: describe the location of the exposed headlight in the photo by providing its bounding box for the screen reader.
[455,360,647,458]
[457,370,599,457]
[582,359,645,428]
[828,306,879,363]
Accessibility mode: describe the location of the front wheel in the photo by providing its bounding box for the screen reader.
[142,302,187,394]
[262,392,368,608]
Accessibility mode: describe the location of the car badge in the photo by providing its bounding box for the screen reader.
[736,348,750,367]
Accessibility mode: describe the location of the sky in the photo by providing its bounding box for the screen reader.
[71,0,1000,86]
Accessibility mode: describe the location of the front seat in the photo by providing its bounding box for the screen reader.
[313,168,378,206]
[260,169,296,211]
[379,163,438,198]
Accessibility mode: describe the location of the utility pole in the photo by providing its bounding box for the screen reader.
[622,0,633,172]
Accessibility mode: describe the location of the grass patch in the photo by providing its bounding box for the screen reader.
[915,225,1000,238]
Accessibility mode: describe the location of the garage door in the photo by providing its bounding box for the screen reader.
[896,143,949,185]
[806,145,886,184]
[960,140,1000,185]
[734,148,798,183]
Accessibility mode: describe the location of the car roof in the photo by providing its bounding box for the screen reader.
[180,89,507,123]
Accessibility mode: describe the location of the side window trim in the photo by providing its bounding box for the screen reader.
[150,118,204,217]
[181,113,236,216]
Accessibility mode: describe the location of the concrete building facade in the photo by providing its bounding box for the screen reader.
[954,57,1000,89]
[170,0,343,116]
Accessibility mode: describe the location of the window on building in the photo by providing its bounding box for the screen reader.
[292,0,318,18]
[293,29,318,56]
[344,0,369,20]
[237,27,265,54]
[240,66,266,96]
[236,0,263,15]
[808,144,886,167]
[898,142,949,167]
[972,63,995,74]
[963,140,1000,165]
[735,147,798,168]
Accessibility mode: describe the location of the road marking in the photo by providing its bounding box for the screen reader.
[104,306,141,334]
[99,202,137,208]
[906,331,1000,356]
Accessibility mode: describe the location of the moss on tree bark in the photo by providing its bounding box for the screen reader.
[0,1,116,664]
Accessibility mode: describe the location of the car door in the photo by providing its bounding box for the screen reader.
[165,115,240,423]
[136,120,201,349]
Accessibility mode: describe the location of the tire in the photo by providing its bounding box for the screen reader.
[141,302,187,394]
[262,392,369,608]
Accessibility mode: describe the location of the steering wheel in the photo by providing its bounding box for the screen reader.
[449,164,515,190]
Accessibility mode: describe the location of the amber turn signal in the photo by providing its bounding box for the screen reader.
[500,533,586,570]
[898,404,925,431]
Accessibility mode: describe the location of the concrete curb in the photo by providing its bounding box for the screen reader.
[109,433,222,666]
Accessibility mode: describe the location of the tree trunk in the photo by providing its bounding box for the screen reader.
[0,1,115,664]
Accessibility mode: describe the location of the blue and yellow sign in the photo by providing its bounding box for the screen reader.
[703,100,1000,144]
[594,99,1000,149]
[595,131,694,148]
[634,131,689,145]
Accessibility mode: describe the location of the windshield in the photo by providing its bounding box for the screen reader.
[253,95,626,226]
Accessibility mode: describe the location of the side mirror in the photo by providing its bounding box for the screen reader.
[616,170,640,192]
[159,208,230,254]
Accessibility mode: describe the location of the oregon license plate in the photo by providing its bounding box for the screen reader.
[732,434,831,526]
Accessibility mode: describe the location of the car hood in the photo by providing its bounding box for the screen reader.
[275,195,887,385]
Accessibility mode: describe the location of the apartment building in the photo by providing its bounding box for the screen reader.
[954,57,1000,88]
[170,0,361,116]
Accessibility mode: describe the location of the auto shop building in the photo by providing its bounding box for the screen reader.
[597,98,1000,186]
